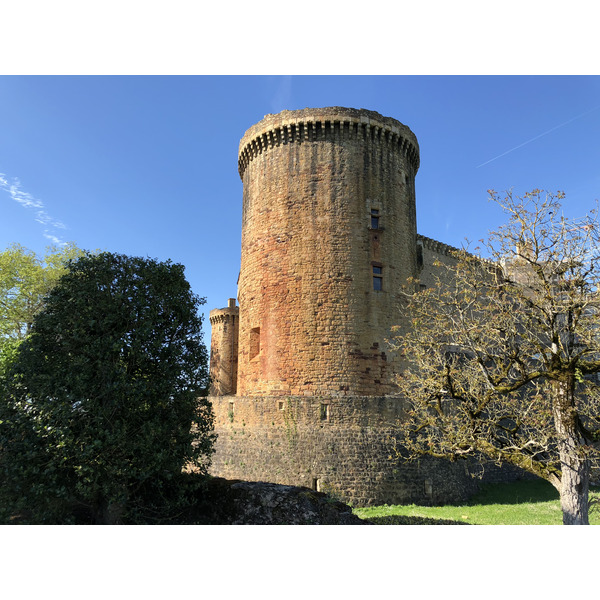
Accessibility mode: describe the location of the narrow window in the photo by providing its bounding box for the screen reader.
[373,265,383,291]
[249,327,261,360]
[370,208,380,229]
[320,403,330,421]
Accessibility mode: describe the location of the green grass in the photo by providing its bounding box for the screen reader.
[353,480,600,525]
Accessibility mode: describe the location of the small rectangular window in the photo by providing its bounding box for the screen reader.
[370,208,380,229]
[373,265,383,291]
[320,403,330,421]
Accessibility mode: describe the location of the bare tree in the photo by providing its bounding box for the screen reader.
[391,190,600,524]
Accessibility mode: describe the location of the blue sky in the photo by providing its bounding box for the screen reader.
[2,75,600,335]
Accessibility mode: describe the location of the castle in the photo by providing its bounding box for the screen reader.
[207,107,510,506]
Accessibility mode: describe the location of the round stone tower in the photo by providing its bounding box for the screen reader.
[236,107,420,397]
[209,298,239,396]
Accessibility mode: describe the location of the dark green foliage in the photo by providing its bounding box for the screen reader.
[0,252,214,524]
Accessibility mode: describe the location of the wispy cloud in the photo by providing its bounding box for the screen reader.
[0,172,68,245]
[476,104,600,169]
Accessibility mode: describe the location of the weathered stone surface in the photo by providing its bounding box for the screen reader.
[209,300,239,396]
[235,107,420,397]
[196,477,368,525]
[209,394,485,507]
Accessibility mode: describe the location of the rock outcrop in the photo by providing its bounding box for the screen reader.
[194,477,368,525]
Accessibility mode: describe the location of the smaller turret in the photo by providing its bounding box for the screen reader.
[209,298,239,395]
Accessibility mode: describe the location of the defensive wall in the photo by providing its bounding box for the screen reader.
[209,394,482,506]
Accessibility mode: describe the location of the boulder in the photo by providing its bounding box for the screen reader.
[194,477,369,525]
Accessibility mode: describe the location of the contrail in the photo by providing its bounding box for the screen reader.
[476,104,600,168]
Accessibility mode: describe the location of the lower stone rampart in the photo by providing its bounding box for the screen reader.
[208,395,522,507]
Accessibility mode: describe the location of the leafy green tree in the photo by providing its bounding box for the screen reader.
[0,243,83,377]
[391,190,600,525]
[0,252,214,524]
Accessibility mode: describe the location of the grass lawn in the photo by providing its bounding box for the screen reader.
[353,479,600,525]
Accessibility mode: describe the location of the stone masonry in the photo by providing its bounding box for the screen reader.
[235,107,419,397]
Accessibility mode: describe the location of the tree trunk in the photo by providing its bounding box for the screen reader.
[558,441,590,525]
[96,498,126,524]
[552,375,590,525]
[94,489,127,524]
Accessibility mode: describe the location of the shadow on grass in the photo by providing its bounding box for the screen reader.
[467,479,559,506]
[365,515,469,525]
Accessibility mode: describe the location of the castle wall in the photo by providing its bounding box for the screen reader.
[209,394,483,506]
[235,108,420,397]
[417,234,462,289]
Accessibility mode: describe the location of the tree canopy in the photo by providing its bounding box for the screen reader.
[0,252,214,524]
[0,243,84,377]
[391,190,600,525]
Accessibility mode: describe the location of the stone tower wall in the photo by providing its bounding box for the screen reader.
[236,107,420,397]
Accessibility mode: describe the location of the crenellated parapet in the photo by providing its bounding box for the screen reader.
[417,233,495,266]
[209,310,238,326]
[238,107,420,179]
[417,233,462,258]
